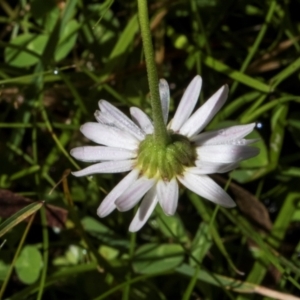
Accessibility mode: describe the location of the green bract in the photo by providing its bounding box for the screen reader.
[137,132,197,180]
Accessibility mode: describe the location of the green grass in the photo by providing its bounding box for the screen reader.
[1,0,300,299]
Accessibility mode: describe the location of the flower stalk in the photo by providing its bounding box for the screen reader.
[137,0,169,145]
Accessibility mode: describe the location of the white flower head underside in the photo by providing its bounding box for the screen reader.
[71,75,259,232]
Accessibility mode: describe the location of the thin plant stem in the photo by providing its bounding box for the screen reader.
[230,0,277,94]
[122,230,136,300]
[137,0,169,145]
[36,207,49,300]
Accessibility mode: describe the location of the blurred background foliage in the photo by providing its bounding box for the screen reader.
[0,0,300,299]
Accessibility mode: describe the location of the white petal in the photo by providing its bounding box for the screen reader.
[156,177,179,216]
[218,163,239,173]
[97,169,139,217]
[196,145,259,163]
[95,110,135,135]
[99,100,145,140]
[180,85,228,137]
[178,172,235,207]
[170,75,202,131]
[115,176,156,212]
[80,122,139,150]
[130,107,154,134]
[70,146,136,162]
[159,79,170,124]
[129,187,158,232]
[192,123,256,145]
[94,110,110,124]
[188,161,236,174]
[72,160,134,177]
[192,162,238,174]
[229,139,260,145]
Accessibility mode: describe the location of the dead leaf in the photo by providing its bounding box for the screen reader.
[0,189,68,228]
[212,175,273,232]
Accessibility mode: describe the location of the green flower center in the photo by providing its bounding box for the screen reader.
[137,132,197,180]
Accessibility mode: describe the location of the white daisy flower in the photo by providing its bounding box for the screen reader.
[70,75,259,232]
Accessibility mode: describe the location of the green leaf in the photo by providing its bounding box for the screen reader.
[15,245,43,284]
[55,19,80,62]
[270,192,300,248]
[31,0,57,19]
[271,56,300,88]
[189,223,212,267]
[203,54,271,93]
[133,243,184,274]
[53,245,87,266]
[219,91,261,121]
[155,206,189,243]
[83,6,119,45]
[98,13,139,82]
[9,165,40,181]
[0,201,44,238]
[288,113,300,148]
[82,216,113,236]
[31,0,59,32]
[230,169,260,183]
[81,216,129,248]
[99,245,119,260]
[177,263,256,292]
[269,104,288,165]
[0,260,9,281]
[109,14,138,61]
[239,130,268,169]
[4,33,48,67]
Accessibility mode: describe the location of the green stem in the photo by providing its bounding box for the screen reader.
[137,0,169,145]
[230,0,277,94]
